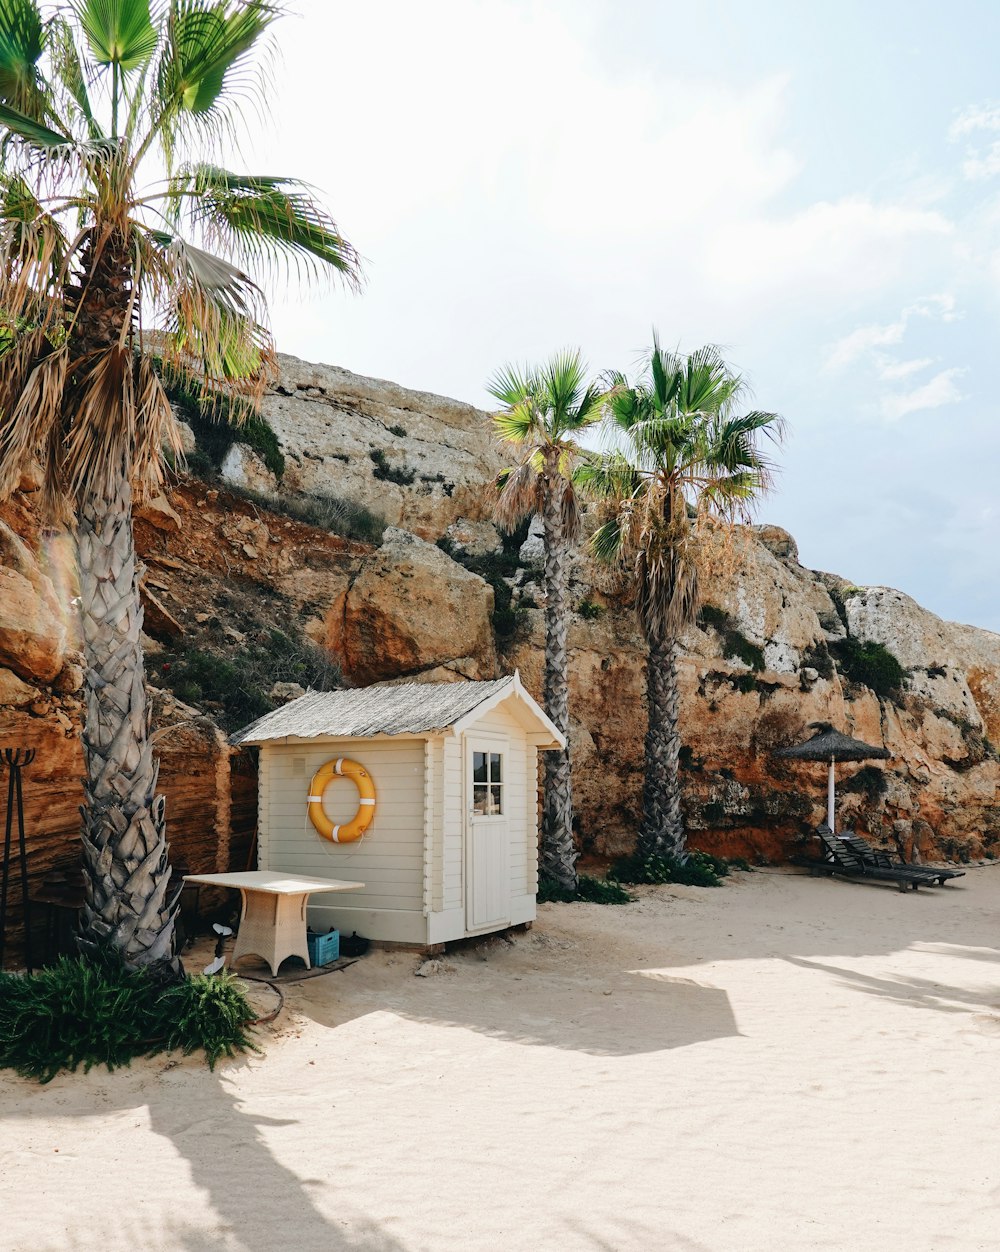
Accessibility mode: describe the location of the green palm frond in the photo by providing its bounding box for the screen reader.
[156,0,276,120]
[48,16,102,140]
[0,0,47,118]
[0,99,71,146]
[74,0,158,72]
[172,164,361,285]
[486,360,534,409]
[590,334,784,644]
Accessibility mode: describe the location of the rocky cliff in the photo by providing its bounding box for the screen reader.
[2,351,998,913]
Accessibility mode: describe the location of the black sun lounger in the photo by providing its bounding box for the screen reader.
[839,834,965,886]
[814,827,929,893]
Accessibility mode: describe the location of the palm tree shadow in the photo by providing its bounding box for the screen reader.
[784,955,1000,1019]
[12,1055,407,1252]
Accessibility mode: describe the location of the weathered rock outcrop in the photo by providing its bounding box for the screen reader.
[329,527,498,685]
[259,354,507,538]
[3,351,999,906]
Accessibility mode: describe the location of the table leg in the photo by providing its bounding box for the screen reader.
[231,889,311,977]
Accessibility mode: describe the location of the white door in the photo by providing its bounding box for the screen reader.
[465,737,510,932]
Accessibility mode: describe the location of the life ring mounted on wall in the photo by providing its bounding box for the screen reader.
[307,758,376,843]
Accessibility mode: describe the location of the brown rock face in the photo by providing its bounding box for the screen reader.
[0,522,68,683]
[330,528,498,684]
[4,354,1000,907]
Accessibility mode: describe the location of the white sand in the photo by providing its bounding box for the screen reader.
[3,867,1000,1252]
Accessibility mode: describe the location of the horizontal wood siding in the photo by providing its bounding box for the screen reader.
[262,737,425,913]
[430,737,445,911]
[441,736,463,912]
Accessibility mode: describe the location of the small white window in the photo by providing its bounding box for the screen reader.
[473,751,503,815]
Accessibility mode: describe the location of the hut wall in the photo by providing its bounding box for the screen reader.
[259,735,428,944]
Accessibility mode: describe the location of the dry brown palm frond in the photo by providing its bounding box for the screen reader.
[62,345,135,507]
[493,458,540,533]
[634,501,700,644]
[560,480,582,544]
[132,355,180,500]
[0,337,67,500]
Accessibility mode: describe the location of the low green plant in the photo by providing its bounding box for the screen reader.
[577,599,604,620]
[843,765,888,798]
[388,424,407,437]
[537,873,632,904]
[698,605,765,671]
[369,447,415,486]
[225,486,387,545]
[0,953,257,1084]
[161,365,285,481]
[160,630,341,731]
[610,849,727,888]
[801,641,835,680]
[831,637,906,699]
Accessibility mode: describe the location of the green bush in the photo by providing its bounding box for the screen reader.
[609,849,727,888]
[226,485,387,545]
[0,953,257,1083]
[801,641,835,680]
[698,605,765,671]
[577,599,604,620]
[831,637,906,699]
[161,366,285,480]
[369,447,415,486]
[160,629,341,731]
[537,874,632,904]
[388,424,407,437]
[843,765,888,798]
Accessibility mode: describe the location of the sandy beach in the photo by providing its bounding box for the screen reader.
[3,866,999,1252]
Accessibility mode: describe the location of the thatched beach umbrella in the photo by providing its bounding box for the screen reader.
[775,722,890,832]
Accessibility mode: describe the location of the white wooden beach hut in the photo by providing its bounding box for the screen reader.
[229,674,565,946]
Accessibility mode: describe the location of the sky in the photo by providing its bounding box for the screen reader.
[243,0,1000,632]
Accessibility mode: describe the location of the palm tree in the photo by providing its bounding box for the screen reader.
[582,338,783,861]
[0,1,360,970]
[487,351,603,893]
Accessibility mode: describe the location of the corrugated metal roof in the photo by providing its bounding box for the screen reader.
[230,676,524,745]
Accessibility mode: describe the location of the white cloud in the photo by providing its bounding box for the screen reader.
[705,200,952,304]
[880,368,968,420]
[878,357,935,381]
[949,102,1000,179]
[824,294,958,372]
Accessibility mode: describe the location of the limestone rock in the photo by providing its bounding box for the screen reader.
[330,528,497,685]
[0,522,67,683]
[262,355,507,538]
[220,443,278,494]
[445,517,501,558]
[137,493,182,533]
[518,515,545,568]
[0,668,39,707]
[270,681,306,703]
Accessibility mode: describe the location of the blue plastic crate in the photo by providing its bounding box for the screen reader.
[307,929,339,966]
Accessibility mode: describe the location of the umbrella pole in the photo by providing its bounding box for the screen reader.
[827,756,836,832]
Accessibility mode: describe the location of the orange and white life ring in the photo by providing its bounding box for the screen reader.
[307,758,376,843]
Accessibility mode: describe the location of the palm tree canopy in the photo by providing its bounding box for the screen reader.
[0,0,361,515]
[487,348,603,538]
[582,336,784,643]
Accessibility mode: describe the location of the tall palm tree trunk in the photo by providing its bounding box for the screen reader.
[539,479,577,890]
[69,227,179,970]
[77,476,178,970]
[638,636,685,860]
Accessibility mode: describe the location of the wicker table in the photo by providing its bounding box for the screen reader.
[182,871,364,976]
